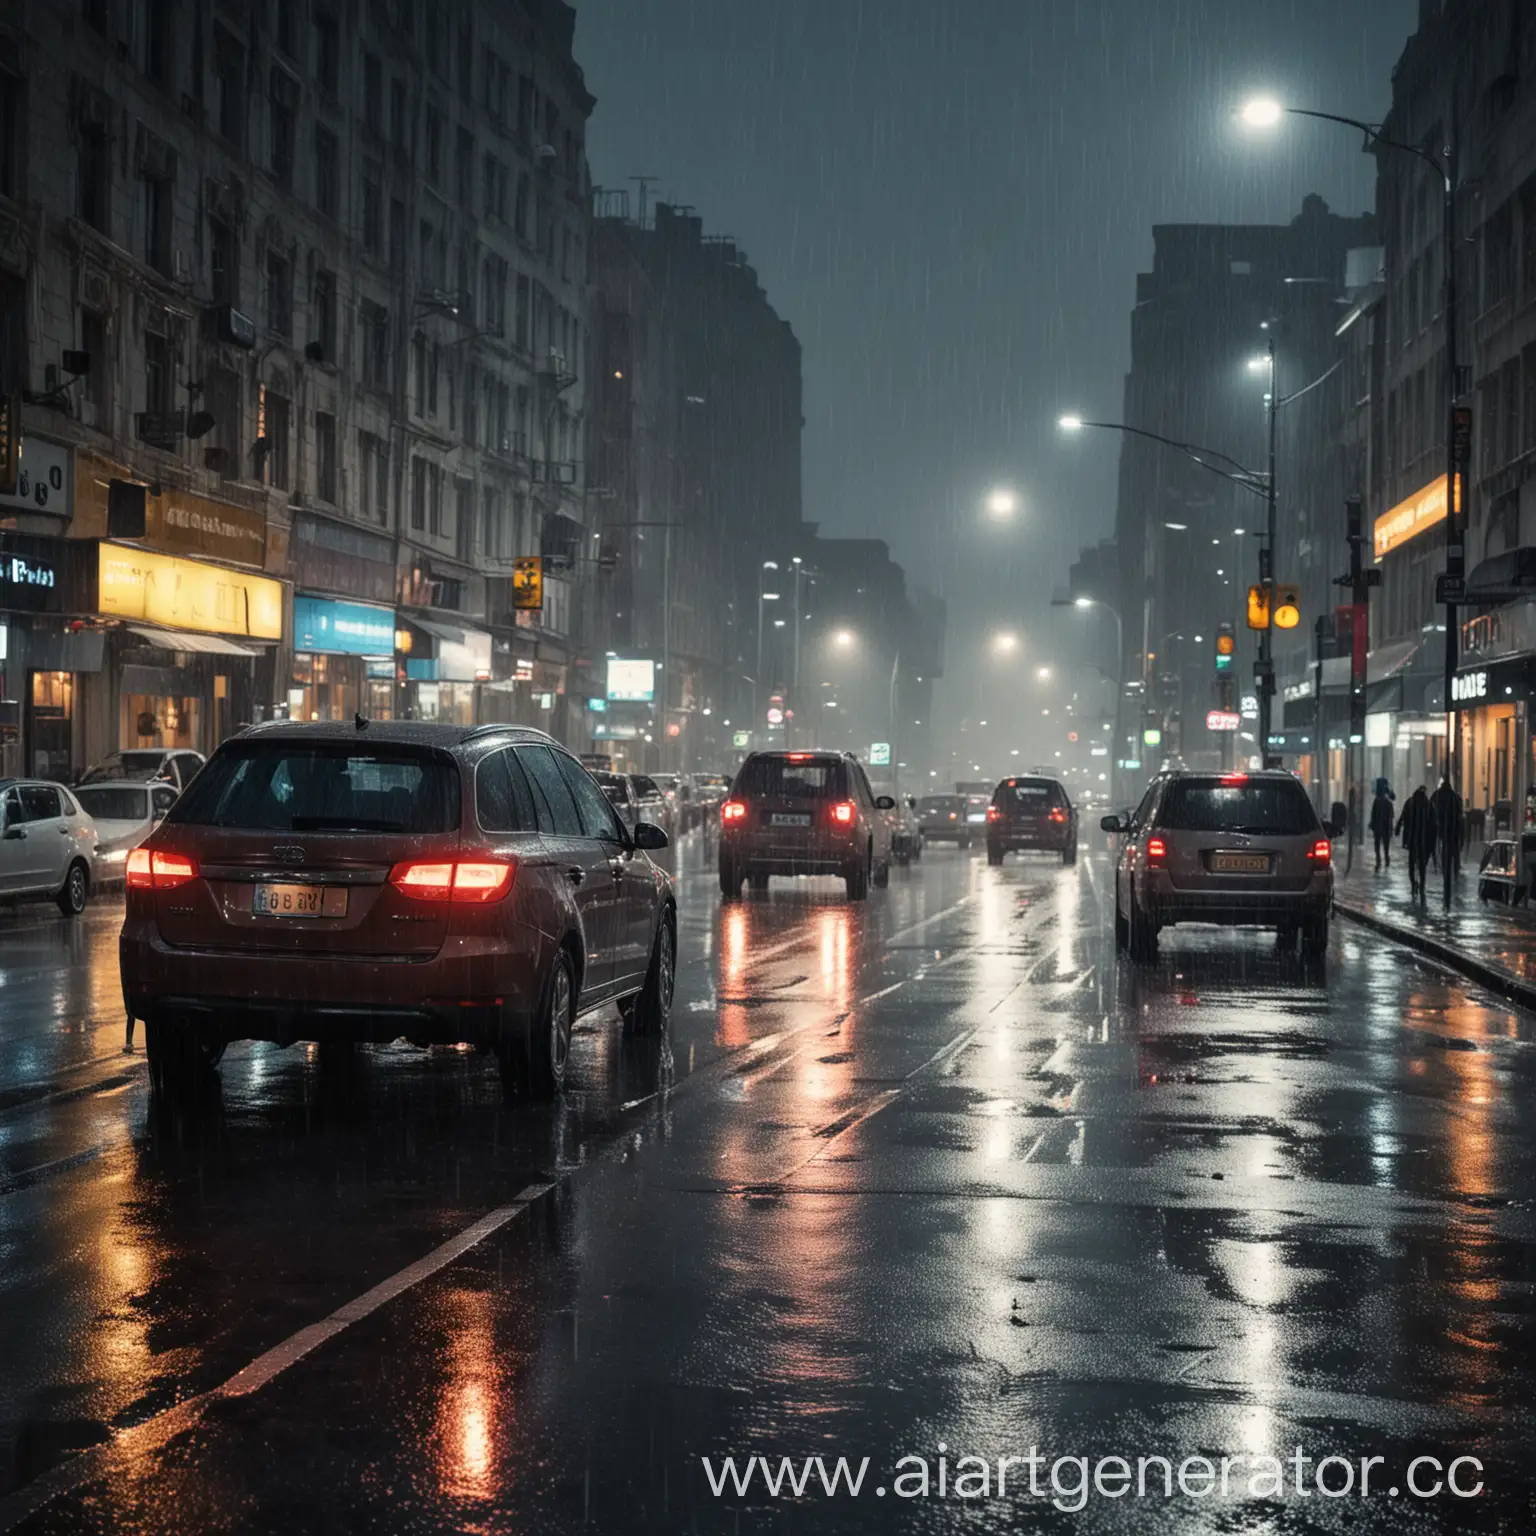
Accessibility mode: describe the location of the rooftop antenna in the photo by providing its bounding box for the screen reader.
[629,174,658,228]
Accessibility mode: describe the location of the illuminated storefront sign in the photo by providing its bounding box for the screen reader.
[1373,476,1459,560]
[606,657,656,701]
[293,593,395,656]
[97,543,283,638]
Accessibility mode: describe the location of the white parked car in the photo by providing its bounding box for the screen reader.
[0,779,100,915]
[73,780,180,885]
[78,748,206,793]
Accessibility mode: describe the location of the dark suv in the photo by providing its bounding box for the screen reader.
[120,722,676,1102]
[986,775,1077,864]
[719,751,895,900]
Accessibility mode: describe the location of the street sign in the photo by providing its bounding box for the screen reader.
[1435,572,1465,604]
[1206,710,1240,732]
[732,730,750,748]
[766,707,784,725]
[1240,693,1259,719]
[869,741,891,766]
[512,555,544,610]
[1451,406,1473,467]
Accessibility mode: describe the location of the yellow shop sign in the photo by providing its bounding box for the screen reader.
[98,543,283,639]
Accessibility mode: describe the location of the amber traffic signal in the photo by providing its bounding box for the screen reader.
[1246,583,1269,630]
[1272,584,1302,629]
[1214,622,1235,671]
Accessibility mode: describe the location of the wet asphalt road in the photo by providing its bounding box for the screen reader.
[1,832,1535,1533]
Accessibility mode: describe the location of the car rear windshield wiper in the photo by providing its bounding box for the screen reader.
[289,815,407,832]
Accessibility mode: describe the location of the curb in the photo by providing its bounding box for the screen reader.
[1333,897,1536,1012]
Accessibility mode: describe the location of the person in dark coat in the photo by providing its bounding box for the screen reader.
[1431,778,1464,883]
[1396,786,1436,899]
[1369,782,1396,872]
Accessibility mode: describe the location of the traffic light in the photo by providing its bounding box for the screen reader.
[1214,623,1235,671]
[1246,584,1270,630]
[1272,584,1301,629]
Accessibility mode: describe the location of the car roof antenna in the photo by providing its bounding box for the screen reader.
[354,712,369,731]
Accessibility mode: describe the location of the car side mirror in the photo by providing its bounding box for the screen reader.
[1100,813,1127,834]
[633,820,669,851]
[874,795,896,810]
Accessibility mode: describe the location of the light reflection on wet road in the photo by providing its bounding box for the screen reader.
[1,831,1534,1532]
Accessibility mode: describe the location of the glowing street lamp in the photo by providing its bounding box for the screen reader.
[833,629,855,649]
[1057,413,1084,432]
[985,487,1018,521]
[1238,96,1285,129]
[991,631,1020,654]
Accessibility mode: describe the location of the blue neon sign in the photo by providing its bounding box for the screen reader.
[293,594,395,656]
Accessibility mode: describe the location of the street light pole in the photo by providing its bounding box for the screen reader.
[1259,335,1278,766]
[1055,597,1124,801]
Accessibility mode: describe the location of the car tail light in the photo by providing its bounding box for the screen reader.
[1048,808,1066,823]
[832,801,856,826]
[1145,836,1168,866]
[721,800,747,823]
[986,806,1002,822]
[1309,839,1332,865]
[390,859,516,903]
[126,848,152,889]
[128,849,198,890]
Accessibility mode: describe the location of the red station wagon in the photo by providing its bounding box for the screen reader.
[120,722,676,1101]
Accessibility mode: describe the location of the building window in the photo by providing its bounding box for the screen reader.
[514,173,530,241]
[212,27,246,148]
[482,485,502,560]
[210,216,237,305]
[412,331,428,413]
[457,127,473,207]
[390,78,407,148]
[363,52,382,133]
[361,167,382,254]
[314,410,337,502]
[143,328,171,416]
[361,301,389,389]
[83,0,109,34]
[260,385,291,490]
[312,267,336,360]
[425,107,442,184]
[265,248,291,336]
[80,309,110,425]
[275,0,297,56]
[389,196,406,271]
[270,69,297,187]
[143,0,172,85]
[314,125,339,219]
[514,273,530,351]
[429,463,443,536]
[207,366,240,481]
[1485,202,1514,311]
[410,455,427,530]
[142,165,174,276]
[1501,357,1520,466]
[455,477,472,560]
[1524,343,1536,457]
[359,430,390,524]
[77,121,110,235]
[315,8,340,96]
[481,255,506,337]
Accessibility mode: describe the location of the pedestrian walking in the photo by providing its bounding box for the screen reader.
[1431,777,1464,885]
[1369,781,1395,872]
[1396,786,1436,900]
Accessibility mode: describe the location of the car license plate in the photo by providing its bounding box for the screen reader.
[1210,852,1270,874]
[771,813,811,827]
[967,813,987,823]
[252,883,348,918]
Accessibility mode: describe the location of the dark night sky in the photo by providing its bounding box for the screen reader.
[572,0,1417,706]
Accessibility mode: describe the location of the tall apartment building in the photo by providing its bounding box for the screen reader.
[0,0,594,777]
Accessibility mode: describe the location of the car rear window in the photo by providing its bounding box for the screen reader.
[919,796,962,812]
[82,752,166,784]
[75,786,148,822]
[993,778,1063,807]
[169,743,460,833]
[1157,777,1318,836]
[735,757,845,799]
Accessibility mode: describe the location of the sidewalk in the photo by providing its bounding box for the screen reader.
[1333,844,1536,1008]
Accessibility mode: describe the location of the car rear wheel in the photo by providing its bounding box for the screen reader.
[872,854,890,888]
[145,1016,223,1097]
[719,854,743,901]
[56,860,89,917]
[624,914,675,1036]
[845,852,870,902]
[748,871,770,891]
[527,949,575,1099]
[1300,915,1329,959]
[986,844,1004,867]
[1062,842,1077,866]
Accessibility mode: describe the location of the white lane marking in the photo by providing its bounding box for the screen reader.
[0,1183,554,1531]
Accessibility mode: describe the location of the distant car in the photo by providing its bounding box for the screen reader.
[74,780,180,885]
[650,772,693,833]
[0,779,99,915]
[78,748,206,793]
[594,771,673,838]
[1103,769,1336,961]
[719,750,894,900]
[916,794,970,847]
[692,773,731,814]
[120,722,676,1103]
[986,775,1077,865]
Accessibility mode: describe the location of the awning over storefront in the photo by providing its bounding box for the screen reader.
[125,624,259,657]
[409,616,468,646]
